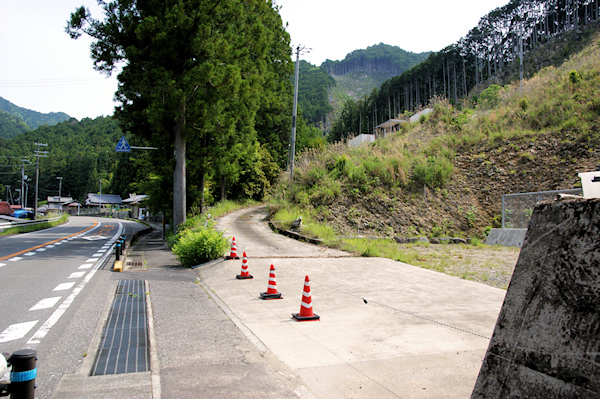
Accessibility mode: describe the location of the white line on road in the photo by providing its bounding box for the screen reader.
[29,297,62,311]
[78,263,93,269]
[68,272,86,279]
[9,257,23,262]
[36,248,47,252]
[27,222,123,347]
[0,263,5,268]
[91,253,102,258]
[86,258,98,263]
[0,321,38,343]
[23,252,36,256]
[53,282,76,291]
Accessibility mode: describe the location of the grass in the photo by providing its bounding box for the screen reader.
[0,213,68,235]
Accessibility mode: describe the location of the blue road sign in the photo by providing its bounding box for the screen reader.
[115,136,131,153]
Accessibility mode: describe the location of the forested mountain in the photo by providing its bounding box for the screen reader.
[0,97,70,138]
[297,60,336,126]
[322,43,430,78]
[331,0,600,142]
[0,117,123,205]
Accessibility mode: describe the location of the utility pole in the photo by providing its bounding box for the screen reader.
[5,185,10,204]
[99,179,102,214]
[288,45,310,179]
[20,158,30,209]
[57,177,63,213]
[33,142,48,220]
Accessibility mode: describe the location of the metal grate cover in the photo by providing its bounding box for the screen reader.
[91,279,150,375]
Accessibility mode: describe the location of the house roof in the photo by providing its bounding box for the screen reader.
[122,194,148,204]
[376,119,404,129]
[0,201,12,216]
[47,196,74,204]
[85,193,123,205]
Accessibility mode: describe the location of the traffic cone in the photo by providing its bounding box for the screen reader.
[292,275,319,321]
[260,265,282,300]
[236,252,253,279]
[226,237,240,260]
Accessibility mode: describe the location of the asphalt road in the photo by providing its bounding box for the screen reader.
[0,216,145,398]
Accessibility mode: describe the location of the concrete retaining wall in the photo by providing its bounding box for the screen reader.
[472,197,600,398]
[486,228,527,247]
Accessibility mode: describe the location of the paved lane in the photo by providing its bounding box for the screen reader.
[0,216,145,398]
[204,206,508,398]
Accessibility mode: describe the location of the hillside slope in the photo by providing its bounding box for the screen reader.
[269,28,600,240]
[0,96,70,138]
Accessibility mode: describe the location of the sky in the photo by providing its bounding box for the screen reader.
[0,0,508,121]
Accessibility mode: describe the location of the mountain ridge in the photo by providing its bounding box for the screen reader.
[0,96,71,138]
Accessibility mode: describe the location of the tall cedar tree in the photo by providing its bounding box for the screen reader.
[67,0,291,230]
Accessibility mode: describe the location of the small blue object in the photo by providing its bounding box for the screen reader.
[115,136,131,153]
[11,368,37,382]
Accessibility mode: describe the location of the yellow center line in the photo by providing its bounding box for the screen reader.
[0,219,99,261]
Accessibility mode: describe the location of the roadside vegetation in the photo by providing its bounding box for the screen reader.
[264,28,599,287]
[0,212,68,236]
[168,200,257,267]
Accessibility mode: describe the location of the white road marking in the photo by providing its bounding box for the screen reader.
[36,248,47,252]
[23,252,36,256]
[83,236,107,241]
[0,263,5,268]
[0,321,38,343]
[91,253,102,258]
[9,257,23,262]
[54,242,62,246]
[68,272,85,279]
[78,263,93,269]
[86,258,98,263]
[96,249,107,253]
[29,297,62,311]
[27,221,122,347]
[53,282,76,291]
[46,245,55,248]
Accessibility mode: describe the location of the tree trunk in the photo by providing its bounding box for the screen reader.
[173,114,186,231]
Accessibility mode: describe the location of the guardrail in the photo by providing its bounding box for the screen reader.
[0,216,62,231]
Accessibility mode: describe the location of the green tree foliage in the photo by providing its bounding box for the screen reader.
[297,60,335,126]
[67,0,293,230]
[0,116,122,205]
[0,110,30,139]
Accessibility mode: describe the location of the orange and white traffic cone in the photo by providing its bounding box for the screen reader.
[260,265,282,300]
[292,275,319,321]
[226,237,240,260]
[236,252,253,279]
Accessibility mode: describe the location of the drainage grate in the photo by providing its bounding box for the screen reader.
[91,279,150,376]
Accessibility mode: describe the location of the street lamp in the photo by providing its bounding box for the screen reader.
[56,177,63,213]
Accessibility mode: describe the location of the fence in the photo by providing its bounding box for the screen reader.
[0,216,62,231]
[501,188,582,229]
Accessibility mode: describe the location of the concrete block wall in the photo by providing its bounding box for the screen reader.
[472,197,600,398]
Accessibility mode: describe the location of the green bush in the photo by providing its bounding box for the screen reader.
[411,156,454,189]
[479,84,502,108]
[172,225,229,267]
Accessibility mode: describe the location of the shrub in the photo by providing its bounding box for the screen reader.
[479,84,502,108]
[172,225,229,267]
[411,155,454,189]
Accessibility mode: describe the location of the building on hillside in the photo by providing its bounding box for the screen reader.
[348,134,376,147]
[47,196,74,211]
[122,193,149,219]
[375,119,404,136]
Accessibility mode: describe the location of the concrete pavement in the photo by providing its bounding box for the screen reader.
[204,206,507,398]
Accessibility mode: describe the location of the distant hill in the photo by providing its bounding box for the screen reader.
[321,43,430,78]
[0,97,71,138]
[296,44,430,131]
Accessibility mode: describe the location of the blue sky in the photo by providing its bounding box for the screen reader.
[0,0,508,120]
